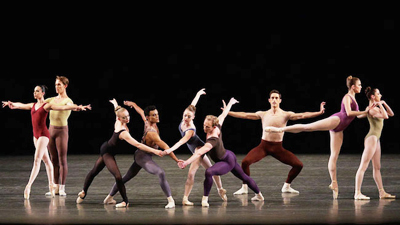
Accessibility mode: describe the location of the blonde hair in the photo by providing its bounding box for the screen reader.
[56,75,69,86]
[186,105,196,113]
[205,115,219,127]
[346,75,359,90]
[115,106,128,117]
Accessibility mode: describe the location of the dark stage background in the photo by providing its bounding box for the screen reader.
[1,13,398,156]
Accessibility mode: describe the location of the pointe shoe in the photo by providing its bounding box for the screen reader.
[251,192,264,201]
[201,196,209,207]
[76,190,85,204]
[115,201,129,208]
[59,185,67,196]
[182,196,194,206]
[329,181,339,199]
[218,188,228,202]
[24,185,31,200]
[379,192,396,199]
[165,196,175,209]
[233,184,248,195]
[354,193,370,200]
[281,183,300,194]
[103,195,117,204]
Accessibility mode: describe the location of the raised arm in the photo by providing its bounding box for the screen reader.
[178,143,213,169]
[124,101,146,122]
[289,102,326,120]
[218,97,239,126]
[119,131,163,156]
[190,88,206,106]
[2,101,33,110]
[381,100,394,117]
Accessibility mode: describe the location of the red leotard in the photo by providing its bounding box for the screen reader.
[31,103,50,139]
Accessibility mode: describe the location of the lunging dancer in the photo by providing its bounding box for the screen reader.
[178,97,264,207]
[166,88,227,205]
[229,90,325,195]
[103,101,180,209]
[265,76,369,199]
[2,85,90,199]
[76,99,164,208]
[354,87,395,200]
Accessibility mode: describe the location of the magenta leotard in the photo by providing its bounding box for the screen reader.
[330,95,359,132]
[31,103,50,139]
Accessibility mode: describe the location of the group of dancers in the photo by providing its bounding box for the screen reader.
[2,75,395,209]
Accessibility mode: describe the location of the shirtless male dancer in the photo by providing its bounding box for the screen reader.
[103,102,180,209]
[230,90,325,195]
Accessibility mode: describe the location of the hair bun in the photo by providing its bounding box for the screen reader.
[347,75,353,80]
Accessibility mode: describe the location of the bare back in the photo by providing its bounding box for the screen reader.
[256,108,291,142]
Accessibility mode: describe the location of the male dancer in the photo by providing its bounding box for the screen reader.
[103,102,180,209]
[230,90,325,194]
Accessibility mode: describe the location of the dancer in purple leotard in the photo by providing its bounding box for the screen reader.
[265,76,369,199]
[178,97,264,207]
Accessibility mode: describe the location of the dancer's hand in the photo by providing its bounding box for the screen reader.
[197,88,206,96]
[228,97,239,106]
[178,160,187,169]
[2,101,10,108]
[156,150,165,157]
[123,101,135,108]
[320,102,326,114]
[109,98,118,108]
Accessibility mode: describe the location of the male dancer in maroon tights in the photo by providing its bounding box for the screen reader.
[229,90,325,195]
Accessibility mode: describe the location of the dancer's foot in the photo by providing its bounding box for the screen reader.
[24,185,31,200]
[218,188,228,202]
[59,185,67,196]
[379,189,396,199]
[281,183,300,194]
[201,196,209,207]
[165,196,175,209]
[329,181,339,199]
[354,192,370,200]
[233,184,248,195]
[103,195,117,204]
[182,196,194,206]
[251,192,264,201]
[115,201,129,208]
[76,190,85,204]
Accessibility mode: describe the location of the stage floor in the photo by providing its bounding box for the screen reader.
[0,154,399,224]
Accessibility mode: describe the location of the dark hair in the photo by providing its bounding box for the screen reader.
[269,89,281,98]
[346,75,360,90]
[38,85,48,95]
[144,105,157,116]
[365,86,377,100]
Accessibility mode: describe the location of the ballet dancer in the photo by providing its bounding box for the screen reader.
[76,99,164,208]
[265,76,369,199]
[178,97,264,207]
[229,89,325,195]
[44,76,75,196]
[2,85,90,199]
[165,88,227,205]
[103,101,180,209]
[354,87,395,200]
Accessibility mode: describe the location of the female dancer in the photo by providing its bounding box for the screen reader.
[45,76,75,196]
[2,85,90,199]
[354,87,395,200]
[265,76,369,199]
[166,88,227,205]
[76,99,164,208]
[178,97,264,207]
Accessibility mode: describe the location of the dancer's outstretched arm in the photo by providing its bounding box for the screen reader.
[289,102,326,120]
[120,131,164,156]
[218,97,239,126]
[178,143,213,169]
[45,103,91,111]
[147,132,180,162]
[190,88,206,106]
[124,100,146,122]
[2,101,33,110]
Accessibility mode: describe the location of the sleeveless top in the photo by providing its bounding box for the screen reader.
[100,129,126,156]
[365,113,384,139]
[330,94,359,132]
[31,103,50,139]
[45,97,73,126]
[178,122,205,153]
[206,124,226,162]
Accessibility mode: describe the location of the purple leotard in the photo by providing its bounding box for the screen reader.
[330,95,359,132]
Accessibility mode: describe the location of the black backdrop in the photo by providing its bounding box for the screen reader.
[1,12,398,156]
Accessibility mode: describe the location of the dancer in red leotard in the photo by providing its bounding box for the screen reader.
[265,76,369,199]
[3,85,90,199]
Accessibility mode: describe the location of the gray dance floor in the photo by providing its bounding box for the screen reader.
[0,154,399,224]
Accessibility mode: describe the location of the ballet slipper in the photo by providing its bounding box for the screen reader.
[281,183,300,194]
[379,189,396,199]
[201,196,209,207]
[59,185,67,196]
[24,185,31,200]
[251,192,264,201]
[354,193,370,200]
[165,196,175,209]
[103,195,117,204]
[182,196,194,206]
[233,184,248,195]
[115,201,129,208]
[329,181,339,199]
[76,190,85,204]
[218,188,228,202]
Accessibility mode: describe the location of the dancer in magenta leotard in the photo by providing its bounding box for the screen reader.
[2,85,90,199]
[265,76,369,199]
